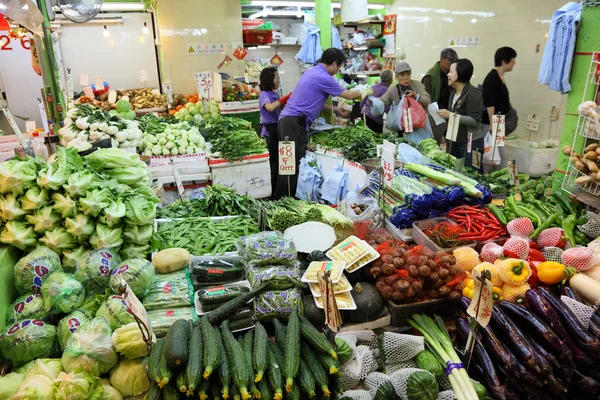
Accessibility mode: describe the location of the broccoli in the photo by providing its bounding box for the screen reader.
[544,187,553,198]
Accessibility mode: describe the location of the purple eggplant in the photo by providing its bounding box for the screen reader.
[530,339,560,371]
[538,287,600,355]
[456,319,507,400]
[561,285,582,302]
[590,317,600,340]
[458,295,470,312]
[572,370,600,393]
[514,361,543,387]
[490,305,541,373]
[478,323,519,374]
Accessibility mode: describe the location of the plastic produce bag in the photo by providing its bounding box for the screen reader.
[246,264,301,290]
[237,231,297,267]
[321,165,349,205]
[254,288,303,321]
[397,143,425,164]
[95,295,136,331]
[74,248,121,295]
[295,155,323,202]
[142,270,193,311]
[189,255,244,286]
[41,272,85,314]
[483,132,501,166]
[0,319,59,366]
[109,258,155,298]
[147,307,194,338]
[340,194,383,239]
[14,246,62,294]
[61,317,118,376]
[6,293,46,325]
[57,296,103,351]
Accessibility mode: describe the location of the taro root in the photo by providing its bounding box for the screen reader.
[382,263,396,275]
[383,274,401,286]
[435,251,447,259]
[392,291,406,301]
[418,265,431,277]
[375,236,388,244]
[381,254,394,264]
[447,266,458,276]
[380,286,394,299]
[429,272,440,282]
[448,255,457,265]
[393,257,405,268]
[439,286,451,297]
[427,259,437,269]
[423,249,435,259]
[405,287,416,298]
[411,280,423,293]
[406,255,419,265]
[354,207,363,215]
[438,268,450,278]
[369,266,382,278]
[432,279,444,289]
[375,281,387,292]
[426,289,440,299]
[442,275,453,283]
[393,280,410,292]
[407,264,419,277]
[418,256,429,265]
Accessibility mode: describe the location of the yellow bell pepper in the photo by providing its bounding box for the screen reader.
[462,279,475,299]
[498,259,531,286]
[537,261,576,285]
[492,286,504,301]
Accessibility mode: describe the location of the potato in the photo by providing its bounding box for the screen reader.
[584,151,598,160]
[562,145,573,156]
[575,160,587,172]
[585,143,599,152]
[585,159,598,172]
[152,248,191,273]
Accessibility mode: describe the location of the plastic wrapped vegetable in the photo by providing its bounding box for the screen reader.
[41,272,86,314]
[254,288,303,321]
[61,317,118,376]
[14,358,63,379]
[89,379,123,400]
[142,270,193,311]
[246,264,301,290]
[109,258,155,298]
[147,307,193,338]
[112,322,150,359]
[109,358,150,397]
[57,296,103,351]
[95,295,136,331]
[0,320,59,366]
[14,246,62,294]
[237,231,297,267]
[6,293,46,325]
[74,248,121,295]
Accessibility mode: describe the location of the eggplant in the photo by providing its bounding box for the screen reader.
[545,374,568,395]
[530,339,560,371]
[514,361,543,387]
[478,323,519,374]
[456,318,507,400]
[537,287,600,355]
[489,305,541,373]
[497,300,571,363]
[572,370,600,393]
[561,285,582,302]
[590,314,600,340]
[458,295,470,312]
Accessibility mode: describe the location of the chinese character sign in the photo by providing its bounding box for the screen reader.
[492,115,506,148]
[381,148,395,188]
[195,72,212,99]
[278,141,296,176]
[467,269,494,327]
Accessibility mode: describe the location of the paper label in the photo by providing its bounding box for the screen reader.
[37,98,49,134]
[79,73,88,86]
[83,87,94,98]
[376,144,383,157]
[67,70,74,99]
[467,269,494,328]
[93,76,104,90]
[472,150,481,169]
[492,114,506,148]
[381,147,395,188]
[140,70,148,82]
[440,141,447,153]
[195,71,212,99]
[121,282,152,346]
[446,113,460,142]
[467,132,472,153]
[403,107,413,133]
[162,81,173,108]
[317,271,341,331]
[508,160,519,186]
[526,115,540,132]
[171,163,185,195]
[278,141,296,175]
[108,90,117,104]
[25,121,36,133]
[2,107,22,136]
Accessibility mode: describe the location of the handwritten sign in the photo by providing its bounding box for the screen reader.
[79,73,89,86]
[93,76,104,90]
[25,121,36,133]
[163,81,173,109]
[195,71,212,99]
[171,162,185,196]
[381,147,395,188]
[83,87,94,98]
[467,269,494,327]
[526,115,540,132]
[492,114,506,148]
[37,98,49,134]
[446,113,460,142]
[508,160,519,187]
[140,70,148,82]
[403,107,413,133]
[472,150,481,169]
[67,69,74,99]
[108,90,117,104]
[278,141,296,175]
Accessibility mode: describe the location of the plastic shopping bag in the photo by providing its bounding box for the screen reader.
[483,132,501,166]
[321,165,349,204]
[385,100,402,134]
[403,116,434,145]
[295,155,323,201]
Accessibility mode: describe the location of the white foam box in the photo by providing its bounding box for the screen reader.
[504,139,558,176]
[219,100,260,113]
[209,152,271,198]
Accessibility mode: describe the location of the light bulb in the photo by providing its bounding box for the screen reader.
[103,25,110,38]
[143,22,149,35]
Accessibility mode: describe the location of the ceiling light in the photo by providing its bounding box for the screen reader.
[103,25,110,37]
[471,18,477,23]
[143,21,149,34]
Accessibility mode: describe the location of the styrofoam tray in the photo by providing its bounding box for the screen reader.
[194,280,251,316]
[309,274,352,297]
[346,240,379,273]
[314,292,357,310]
[326,235,369,266]
[301,261,346,284]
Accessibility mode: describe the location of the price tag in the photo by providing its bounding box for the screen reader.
[403,107,413,133]
[25,121,36,133]
[467,132,472,153]
[162,81,173,109]
[108,90,117,104]
[508,160,519,186]
[140,70,148,82]
[376,144,383,157]
[120,280,152,349]
[79,73,89,86]
[93,76,104,90]
[171,163,185,196]
[67,69,74,100]
[472,150,481,169]
[195,71,212,99]
[278,141,296,175]
[467,269,494,328]
[317,271,341,331]
[83,87,94,98]
[37,98,49,134]
[492,114,506,148]
[381,147,395,188]
[526,115,540,132]
[445,113,460,142]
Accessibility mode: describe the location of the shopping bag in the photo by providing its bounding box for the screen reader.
[295,155,323,201]
[321,165,349,204]
[483,132,501,165]
[401,96,428,130]
[385,99,403,134]
[403,116,434,145]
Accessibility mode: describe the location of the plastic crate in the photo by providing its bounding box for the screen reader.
[412,217,477,253]
[387,298,457,326]
[243,30,273,45]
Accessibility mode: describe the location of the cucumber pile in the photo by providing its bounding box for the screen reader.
[147,311,342,400]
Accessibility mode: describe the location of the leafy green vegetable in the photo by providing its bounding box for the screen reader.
[416,139,457,168]
[21,187,49,211]
[63,170,99,197]
[54,371,99,400]
[65,215,95,241]
[90,224,124,250]
[41,272,85,314]
[122,224,153,245]
[37,147,83,191]
[0,156,43,195]
[10,374,54,400]
[96,296,136,331]
[61,246,91,271]
[40,227,78,254]
[79,189,111,217]
[108,358,150,396]
[0,372,25,399]
[26,206,61,233]
[6,294,46,325]
[0,194,26,220]
[109,258,155,298]
[100,201,126,227]
[62,317,118,376]
[14,246,62,294]
[88,379,123,400]
[124,193,158,225]
[0,319,59,366]
[111,322,150,359]
[74,248,121,295]
[119,243,151,260]
[52,193,77,218]
[1,220,39,250]
[85,148,139,171]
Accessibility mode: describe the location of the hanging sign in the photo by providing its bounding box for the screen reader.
[93,76,104,90]
[233,46,248,60]
[218,55,233,69]
[472,150,482,169]
[66,69,74,100]
[80,73,89,86]
[83,87,94,98]
[278,141,296,175]
[492,114,506,148]
[508,160,519,187]
[25,121,36,133]
[467,269,494,327]
[381,141,396,188]
[403,107,413,133]
[108,90,117,104]
[162,82,173,108]
[270,54,284,66]
[526,115,540,132]
[467,132,472,153]
[383,14,397,57]
[171,162,185,196]
[195,72,212,99]
[446,113,460,142]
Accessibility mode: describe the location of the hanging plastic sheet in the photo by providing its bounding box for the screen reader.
[321,164,349,204]
[295,155,324,202]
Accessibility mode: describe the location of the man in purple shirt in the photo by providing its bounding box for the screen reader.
[274,48,363,199]
[360,70,393,132]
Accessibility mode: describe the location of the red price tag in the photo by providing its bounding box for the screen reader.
[195,72,212,99]
[278,141,296,176]
[381,148,395,187]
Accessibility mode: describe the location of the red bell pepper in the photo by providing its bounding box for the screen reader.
[527,261,541,288]
[528,248,546,263]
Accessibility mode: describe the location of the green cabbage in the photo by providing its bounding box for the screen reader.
[14,246,62,294]
[122,224,153,245]
[6,293,46,325]
[111,322,149,359]
[74,248,121,295]
[65,215,95,241]
[61,317,118,376]
[89,379,123,400]
[16,358,63,379]
[0,320,59,366]
[115,99,131,113]
[26,206,62,233]
[79,188,111,217]
[54,371,99,400]
[85,149,139,171]
[41,272,86,314]
[0,372,25,399]
[119,243,151,261]
[40,227,78,254]
[109,258,155,298]
[0,157,42,195]
[106,167,152,188]
[52,193,78,218]
[124,193,158,226]
[37,147,83,191]
[95,295,135,331]
[10,374,54,400]
[57,296,104,351]
[100,201,126,227]
[108,358,150,397]
[21,187,49,211]
[0,220,38,250]
[61,246,92,272]
[0,193,26,220]
[63,170,99,198]
[90,224,123,250]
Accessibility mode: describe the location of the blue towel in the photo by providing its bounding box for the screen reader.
[332,25,343,50]
[538,2,582,93]
[296,24,323,64]
[321,165,349,204]
[295,155,323,201]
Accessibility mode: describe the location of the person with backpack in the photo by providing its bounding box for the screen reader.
[436,59,484,169]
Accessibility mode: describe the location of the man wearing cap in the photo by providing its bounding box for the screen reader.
[372,61,431,112]
[423,48,458,143]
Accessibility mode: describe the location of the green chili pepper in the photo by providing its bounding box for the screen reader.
[530,213,558,239]
[561,214,578,248]
[574,229,588,245]
[488,204,507,225]
[552,191,575,215]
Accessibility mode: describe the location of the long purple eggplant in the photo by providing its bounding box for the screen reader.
[489,305,541,373]
[530,339,560,371]
[456,318,507,400]
[478,323,519,374]
[537,287,600,355]
[526,289,598,369]
[561,285,582,302]
[514,361,543,387]
[572,370,600,393]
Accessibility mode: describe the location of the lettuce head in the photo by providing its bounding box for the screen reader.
[0,320,59,366]
[85,148,139,171]
[65,215,95,241]
[124,193,158,226]
[79,188,111,217]
[74,248,121,295]
[119,243,151,261]
[62,317,118,376]
[109,258,155,298]
[63,170,99,198]
[99,200,126,227]
[0,193,26,220]
[95,295,135,331]
[108,358,150,397]
[40,227,78,254]
[122,224,153,245]
[52,193,78,218]
[21,187,49,211]
[0,157,42,195]
[89,379,123,400]
[0,372,25,399]
[90,223,123,250]
[37,147,83,191]
[41,272,86,314]
[16,358,63,379]
[106,167,152,188]
[57,296,104,351]
[54,371,99,400]
[0,220,38,250]
[10,374,54,400]
[26,206,62,233]
[14,246,62,294]
[7,293,46,325]
[62,246,92,272]
[111,322,149,359]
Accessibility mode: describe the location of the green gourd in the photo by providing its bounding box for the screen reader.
[283,308,300,392]
[253,322,268,383]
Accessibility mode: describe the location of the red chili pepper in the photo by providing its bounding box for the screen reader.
[466,214,472,231]
[527,262,541,288]
[445,275,463,287]
[528,248,546,262]
[396,269,409,277]
[529,241,541,250]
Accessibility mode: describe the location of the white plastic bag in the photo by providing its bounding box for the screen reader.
[483,132,500,166]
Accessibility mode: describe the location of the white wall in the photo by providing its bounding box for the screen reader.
[387,0,567,140]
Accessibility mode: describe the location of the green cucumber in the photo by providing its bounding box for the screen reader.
[283,308,300,392]
[299,317,337,360]
[253,322,268,382]
[207,284,268,325]
[200,316,221,379]
[164,319,191,368]
[185,325,203,395]
[148,381,163,400]
[163,384,180,400]
[267,341,284,400]
[301,341,330,397]
[217,332,231,399]
[222,320,252,400]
